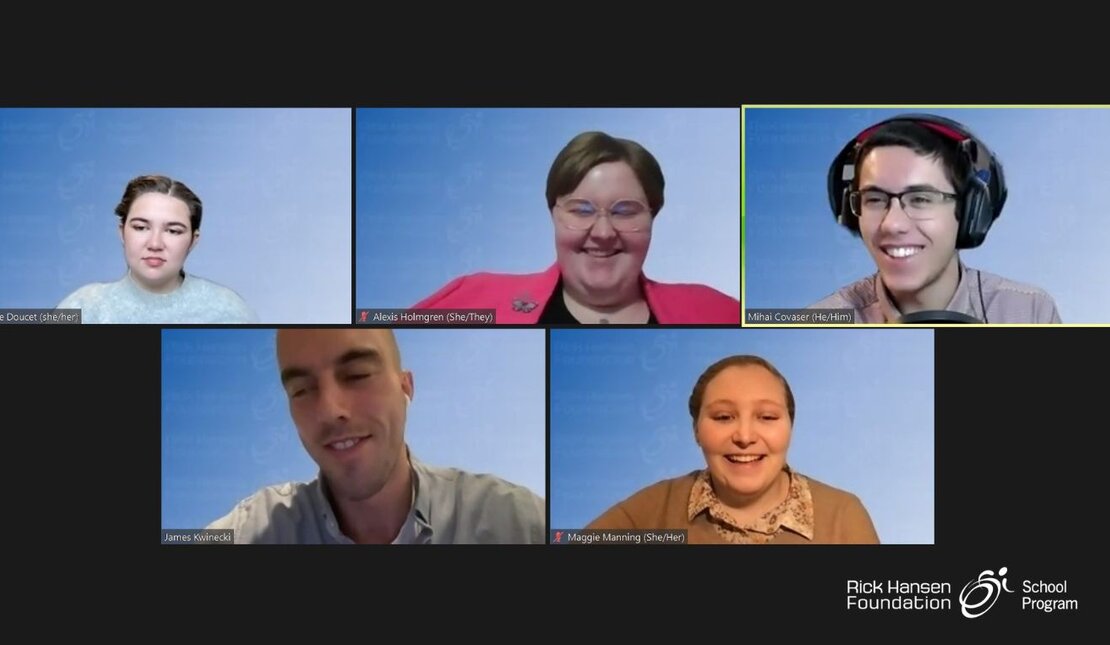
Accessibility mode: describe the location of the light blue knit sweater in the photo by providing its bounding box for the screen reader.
[57,272,255,324]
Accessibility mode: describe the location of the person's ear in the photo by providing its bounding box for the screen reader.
[401,370,414,402]
[188,229,201,252]
[118,222,125,245]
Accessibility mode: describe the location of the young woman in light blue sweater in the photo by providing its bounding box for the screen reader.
[57,175,254,324]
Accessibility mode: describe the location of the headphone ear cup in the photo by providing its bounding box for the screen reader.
[829,141,861,233]
[957,177,993,249]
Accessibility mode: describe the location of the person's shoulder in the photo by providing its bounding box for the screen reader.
[205,481,317,543]
[185,274,248,301]
[183,275,256,322]
[802,474,866,509]
[809,274,877,310]
[56,281,113,309]
[412,267,551,309]
[641,277,741,323]
[800,473,880,544]
[418,462,546,543]
[646,278,740,306]
[972,267,1062,323]
[423,462,543,511]
[585,471,700,529]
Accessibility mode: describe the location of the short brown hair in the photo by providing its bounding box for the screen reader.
[546,131,665,216]
[115,175,203,232]
[688,355,795,423]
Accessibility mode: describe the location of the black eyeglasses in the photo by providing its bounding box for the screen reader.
[849,189,958,220]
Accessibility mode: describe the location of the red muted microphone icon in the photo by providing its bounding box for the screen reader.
[359,310,368,323]
[554,531,563,543]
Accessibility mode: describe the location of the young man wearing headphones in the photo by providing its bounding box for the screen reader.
[207,328,546,544]
[810,114,1061,324]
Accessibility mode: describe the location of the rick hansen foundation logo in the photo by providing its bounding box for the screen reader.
[846,567,1078,617]
[959,567,1014,618]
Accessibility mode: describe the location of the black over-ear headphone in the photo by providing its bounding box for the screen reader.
[827,113,1007,249]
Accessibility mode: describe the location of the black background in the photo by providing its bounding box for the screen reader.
[2,27,1099,635]
[7,297,1095,633]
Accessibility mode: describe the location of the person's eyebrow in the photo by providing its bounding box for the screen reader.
[336,348,383,369]
[127,216,188,228]
[280,348,384,387]
[859,183,946,192]
[705,398,785,408]
[755,399,787,410]
[280,366,311,388]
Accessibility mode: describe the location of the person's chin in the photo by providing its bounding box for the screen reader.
[878,270,924,295]
[719,478,768,499]
[578,255,638,283]
[133,262,169,280]
[327,465,379,499]
[881,261,947,299]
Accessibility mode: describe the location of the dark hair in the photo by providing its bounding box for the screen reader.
[546,131,665,216]
[115,175,203,232]
[688,355,795,424]
[842,121,969,235]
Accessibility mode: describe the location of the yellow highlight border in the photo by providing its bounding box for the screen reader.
[739,104,1110,329]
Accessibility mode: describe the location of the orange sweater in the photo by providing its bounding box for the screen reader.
[585,470,880,544]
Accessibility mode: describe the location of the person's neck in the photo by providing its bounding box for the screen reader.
[127,270,184,295]
[714,469,790,526]
[561,283,648,324]
[888,256,961,315]
[332,451,413,545]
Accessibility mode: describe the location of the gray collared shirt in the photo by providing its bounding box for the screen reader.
[809,262,1062,323]
[206,455,546,544]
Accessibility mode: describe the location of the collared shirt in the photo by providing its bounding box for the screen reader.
[206,453,546,544]
[809,261,1061,323]
[686,467,815,544]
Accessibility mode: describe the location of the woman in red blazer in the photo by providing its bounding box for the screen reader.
[413,131,739,324]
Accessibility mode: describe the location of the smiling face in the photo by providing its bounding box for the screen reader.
[119,192,198,293]
[694,364,793,509]
[552,161,653,305]
[277,329,413,503]
[857,146,961,306]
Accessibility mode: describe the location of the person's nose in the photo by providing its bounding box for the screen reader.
[731,417,756,447]
[146,229,165,251]
[587,211,618,241]
[315,377,350,428]
[878,198,913,235]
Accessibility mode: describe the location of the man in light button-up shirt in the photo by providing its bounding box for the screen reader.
[207,328,545,544]
[812,113,1062,324]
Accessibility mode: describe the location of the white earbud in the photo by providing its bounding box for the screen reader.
[404,393,412,405]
